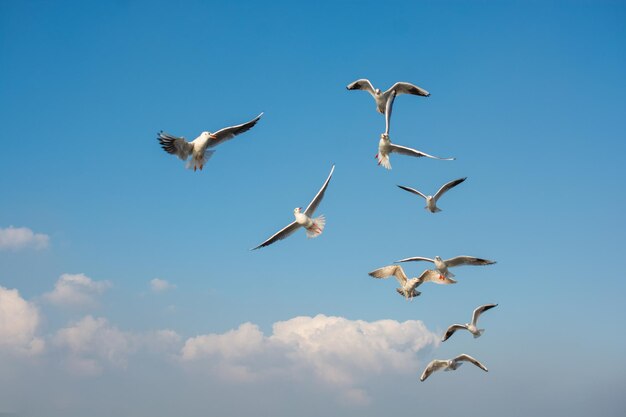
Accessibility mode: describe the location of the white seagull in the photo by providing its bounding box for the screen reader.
[442,303,498,342]
[376,91,454,169]
[252,165,335,250]
[368,265,455,300]
[157,112,263,171]
[346,78,430,114]
[420,354,488,382]
[396,255,496,279]
[397,177,467,213]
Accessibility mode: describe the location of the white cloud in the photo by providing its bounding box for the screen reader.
[181,314,439,403]
[0,286,45,355]
[53,316,181,376]
[44,273,111,307]
[0,226,49,251]
[150,278,176,292]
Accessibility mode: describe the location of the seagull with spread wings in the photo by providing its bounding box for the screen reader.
[442,303,498,342]
[420,354,488,382]
[252,165,335,250]
[397,177,467,213]
[376,91,454,169]
[396,255,496,280]
[157,112,263,171]
[346,78,430,114]
[368,264,455,300]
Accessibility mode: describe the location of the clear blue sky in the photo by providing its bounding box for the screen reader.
[1,1,625,416]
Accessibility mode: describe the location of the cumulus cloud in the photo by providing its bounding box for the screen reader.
[0,226,49,251]
[53,316,181,376]
[150,278,176,292]
[44,273,111,307]
[0,286,45,355]
[181,314,439,403]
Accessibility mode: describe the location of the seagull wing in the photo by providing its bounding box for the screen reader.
[304,165,335,216]
[420,360,448,381]
[388,81,430,97]
[251,221,300,250]
[445,256,497,268]
[397,184,428,200]
[396,256,435,264]
[433,177,467,202]
[157,131,193,160]
[388,143,455,160]
[442,324,468,342]
[418,269,456,285]
[471,303,498,326]
[209,113,263,148]
[384,89,396,135]
[346,78,376,96]
[454,354,488,372]
[368,265,408,286]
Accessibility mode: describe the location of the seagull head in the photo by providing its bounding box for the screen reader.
[294,207,302,214]
[375,88,381,95]
[380,133,389,140]
[201,131,211,138]
[434,256,442,262]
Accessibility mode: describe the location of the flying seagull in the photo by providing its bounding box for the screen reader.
[368,265,455,300]
[420,354,488,382]
[252,165,335,250]
[397,177,467,213]
[396,255,496,279]
[157,112,263,171]
[376,91,454,169]
[346,78,430,114]
[442,303,498,342]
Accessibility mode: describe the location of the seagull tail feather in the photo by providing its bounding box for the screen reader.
[305,215,325,238]
[185,150,215,170]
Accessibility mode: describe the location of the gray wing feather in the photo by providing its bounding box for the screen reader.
[454,354,488,372]
[442,324,467,342]
[157,131,193,160]
[210,112,263,147]
[397,184,427,200]
[346,79,376,96]
[385,90,396,135]
[396,256,435,264]
[368,265,408,286]
[388,143,455,160]
[445,256,497,268]
[420,360,447,381]
[251,221,300,250]
[388,81,430,97]
[433,177,467,202]
[471,303,498,326]
[304,165,335,216]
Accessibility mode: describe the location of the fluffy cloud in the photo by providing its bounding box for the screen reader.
[53,316,181,376]
[0,226,49,250]
[44,273,111,307]
[181,314,439,403]
[150,278,176,292]
[0,286,45,355]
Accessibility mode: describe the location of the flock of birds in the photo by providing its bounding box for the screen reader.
[156,78,498,383]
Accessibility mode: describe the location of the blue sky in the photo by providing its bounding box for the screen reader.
[1,1,625,416]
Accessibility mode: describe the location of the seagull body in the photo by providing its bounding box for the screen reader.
[157,113,263,171]
[396,255,496,279]
[397,178,467,213]
[252,165,335,250]
[368,265,455,300]
[442,303,498,342]
[346,79,430,114]
[420,354,488,381]
[375,91,454,169]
